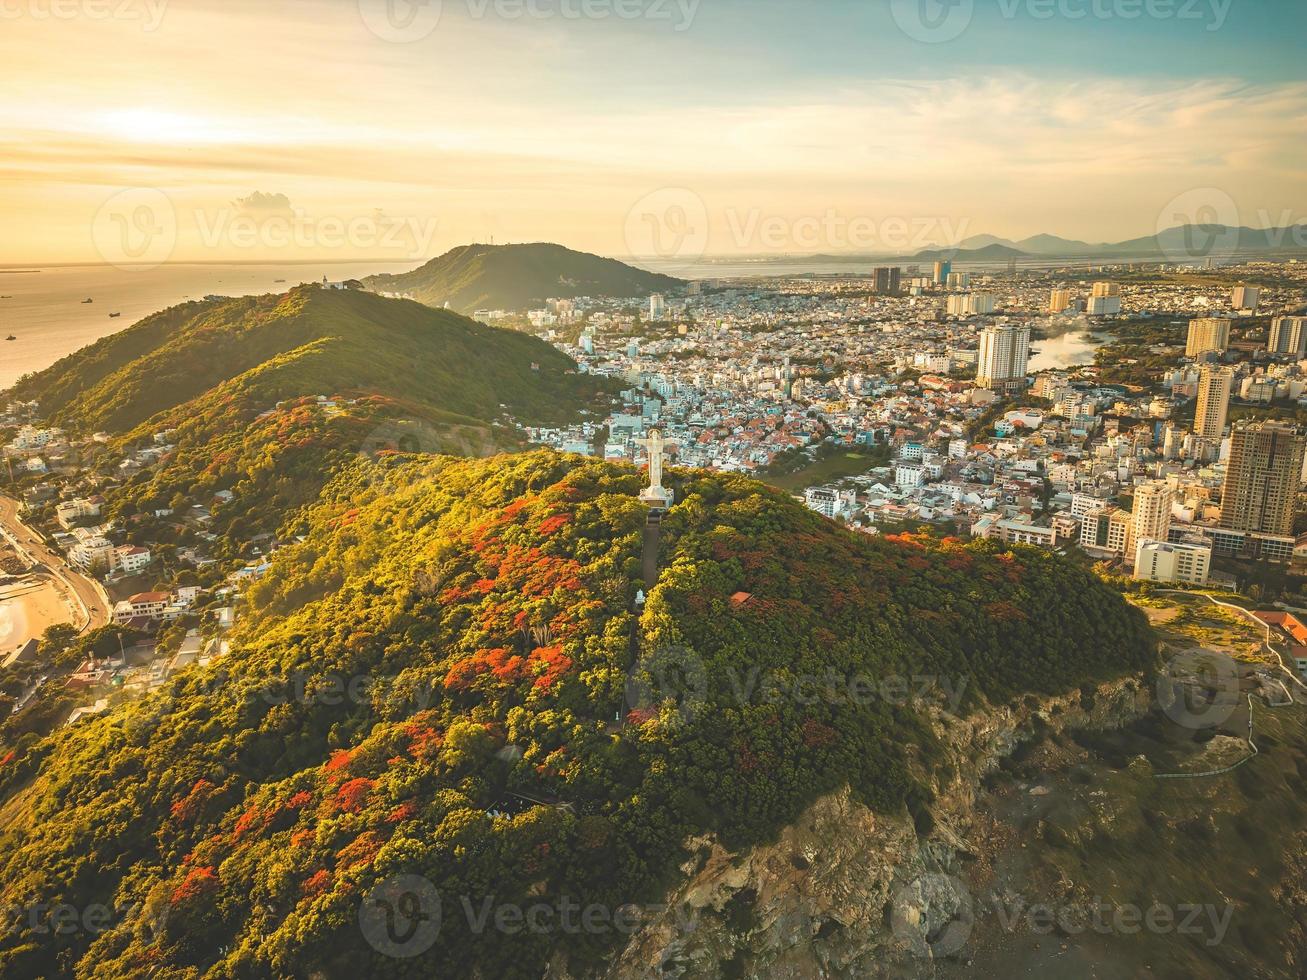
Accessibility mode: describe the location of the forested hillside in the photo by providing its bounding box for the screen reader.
[8,285,603,433]
[3,285,614,551]
[0,451,1156,978]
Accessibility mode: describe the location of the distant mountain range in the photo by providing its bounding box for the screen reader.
[733,223,1307,267]
[927,223,1307,261]
[364,242,683,312]
[356,229,1307,298]
[948,233,1112,255]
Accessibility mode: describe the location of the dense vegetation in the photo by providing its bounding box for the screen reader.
[0,451,1155,978]
[1092,318,1188,388]
[363,243,683,313]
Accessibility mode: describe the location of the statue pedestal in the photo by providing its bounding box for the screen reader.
[639,485,673,510]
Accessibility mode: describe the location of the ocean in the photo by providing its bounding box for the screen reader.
[0,261,409,391]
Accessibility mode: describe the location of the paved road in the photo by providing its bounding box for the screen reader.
[0,493,111,635]
[641,511,662,589]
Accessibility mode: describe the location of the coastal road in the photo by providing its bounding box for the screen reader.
[0,493,111,636]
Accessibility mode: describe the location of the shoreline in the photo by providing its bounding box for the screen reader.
[0,576,73,656]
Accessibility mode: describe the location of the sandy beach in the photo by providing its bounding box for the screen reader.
[0,577,74,657]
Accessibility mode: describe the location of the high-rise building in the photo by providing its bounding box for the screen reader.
[976,324,1031,394]
[1232,285,1260,311]
[1268,316,1307,357]
[1080,506,1132,555]
[946,293,997,316]
[946,271,970,289]
[872,266,902,295]
[1091,281,1120,298]
[1086,294,1121,316]
[648,293,666,320]
[1194,365,1233,439]
[1186,317,1232,358]
[1162,423,1185,460]
[1048,289,1073,313]
[1131,481,1173,555]
[933,259,951,285]
[1218,420,1306,536]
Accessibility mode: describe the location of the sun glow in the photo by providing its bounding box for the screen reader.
[96,107,235,144]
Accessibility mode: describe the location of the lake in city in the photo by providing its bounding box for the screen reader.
[1029,328,1113,373]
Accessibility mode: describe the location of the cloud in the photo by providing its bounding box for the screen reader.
[231,191,293,214]
[0,0,1303,261]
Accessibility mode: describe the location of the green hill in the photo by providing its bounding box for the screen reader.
[363,242,683,312]
[3,286,614,551]
[0,451,1156,978]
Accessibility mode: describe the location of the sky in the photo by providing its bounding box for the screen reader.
[1,0,1304,265]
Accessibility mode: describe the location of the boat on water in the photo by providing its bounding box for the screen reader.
[81,298,93,304]
[5,335,15,341]
[108,312,122,319]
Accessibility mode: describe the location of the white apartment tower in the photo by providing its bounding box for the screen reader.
[976,324,1032,395]
[1131,481,1173,555]
[1194,365,1233,440]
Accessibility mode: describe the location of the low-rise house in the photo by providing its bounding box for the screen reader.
[113,591,171,625]
[69,532,114,571]
[114,545,153,574]
[56,496,103,529]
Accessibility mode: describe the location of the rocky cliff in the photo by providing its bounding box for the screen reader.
[578,670,1307,979]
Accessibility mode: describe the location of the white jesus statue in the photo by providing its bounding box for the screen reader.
[636,428,677,509]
